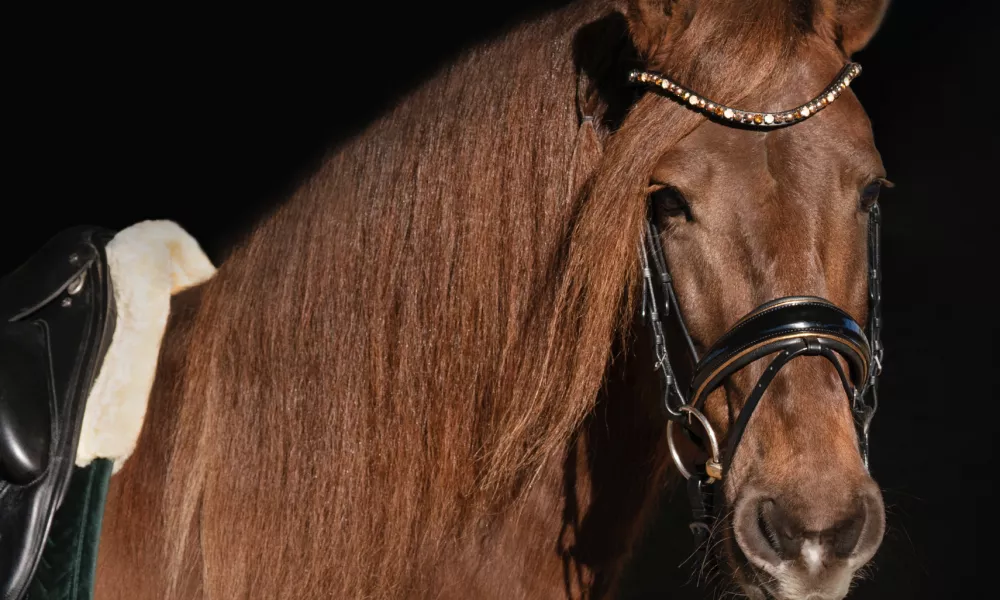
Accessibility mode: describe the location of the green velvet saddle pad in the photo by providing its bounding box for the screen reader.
[25,459,112,600]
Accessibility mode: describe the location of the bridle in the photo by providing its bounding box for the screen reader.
[629,62,883,549]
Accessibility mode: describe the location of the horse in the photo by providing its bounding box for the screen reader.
[83,0,893,598]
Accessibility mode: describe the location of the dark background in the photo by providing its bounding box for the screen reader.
[4,1,993,598]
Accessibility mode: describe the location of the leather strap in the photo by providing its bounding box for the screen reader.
[722,341,860,471]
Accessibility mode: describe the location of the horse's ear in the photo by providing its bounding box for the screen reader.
[622,0,694,62]
[825,0,892,55]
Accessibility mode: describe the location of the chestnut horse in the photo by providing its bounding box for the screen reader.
[94,0,891,598]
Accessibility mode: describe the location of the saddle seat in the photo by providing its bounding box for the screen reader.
[0,227,116,600]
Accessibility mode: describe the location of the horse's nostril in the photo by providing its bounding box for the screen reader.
[758,498,802,559]
[830,509,866,558]
[849,483,887,563]
[734,494,783,568]
[757,505,782,556]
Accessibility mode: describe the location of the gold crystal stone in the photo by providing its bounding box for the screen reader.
[753,114,763,124]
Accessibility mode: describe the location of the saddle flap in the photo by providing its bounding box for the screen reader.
[0,227,116,600]
[0,321,53,484]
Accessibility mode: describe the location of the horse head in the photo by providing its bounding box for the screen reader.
[590,1,892,598]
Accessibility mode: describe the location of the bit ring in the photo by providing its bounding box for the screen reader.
[667,405,723,483]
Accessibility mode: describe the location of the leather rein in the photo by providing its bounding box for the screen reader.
[627,62,883,549]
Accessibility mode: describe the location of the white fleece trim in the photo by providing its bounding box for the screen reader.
[74,220,216,473]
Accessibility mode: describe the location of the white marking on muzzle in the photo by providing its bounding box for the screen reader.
[801,539,825,575]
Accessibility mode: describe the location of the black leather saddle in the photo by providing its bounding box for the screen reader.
[0,227,117,600]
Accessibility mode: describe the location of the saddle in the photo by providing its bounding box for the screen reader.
[0,227,117,600]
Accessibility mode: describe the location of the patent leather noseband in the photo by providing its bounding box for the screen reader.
[691,296,871,470]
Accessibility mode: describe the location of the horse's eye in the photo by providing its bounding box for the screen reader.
[650,185,692,221]
[860,179,890,210]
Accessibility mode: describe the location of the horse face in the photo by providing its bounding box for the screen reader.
[617,1,892,596]
[644,41,888,600]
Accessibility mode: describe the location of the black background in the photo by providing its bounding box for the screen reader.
[3,1,994,598]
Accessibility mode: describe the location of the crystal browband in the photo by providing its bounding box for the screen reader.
[628,62,861,127]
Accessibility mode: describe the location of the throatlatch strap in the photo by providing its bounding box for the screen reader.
[26,459,112,600]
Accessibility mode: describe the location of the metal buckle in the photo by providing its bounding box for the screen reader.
[667,405,723,483]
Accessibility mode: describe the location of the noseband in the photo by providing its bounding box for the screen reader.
[631,62,883,547]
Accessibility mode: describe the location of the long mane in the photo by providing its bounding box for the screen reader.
[152,0,815,596]
[163,2,634,596]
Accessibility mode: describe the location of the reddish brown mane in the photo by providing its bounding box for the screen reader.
[95,1,877,598]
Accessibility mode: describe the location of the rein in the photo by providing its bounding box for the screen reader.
[625,62,883,551]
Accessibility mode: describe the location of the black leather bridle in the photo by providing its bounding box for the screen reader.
[631,62,884,549]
